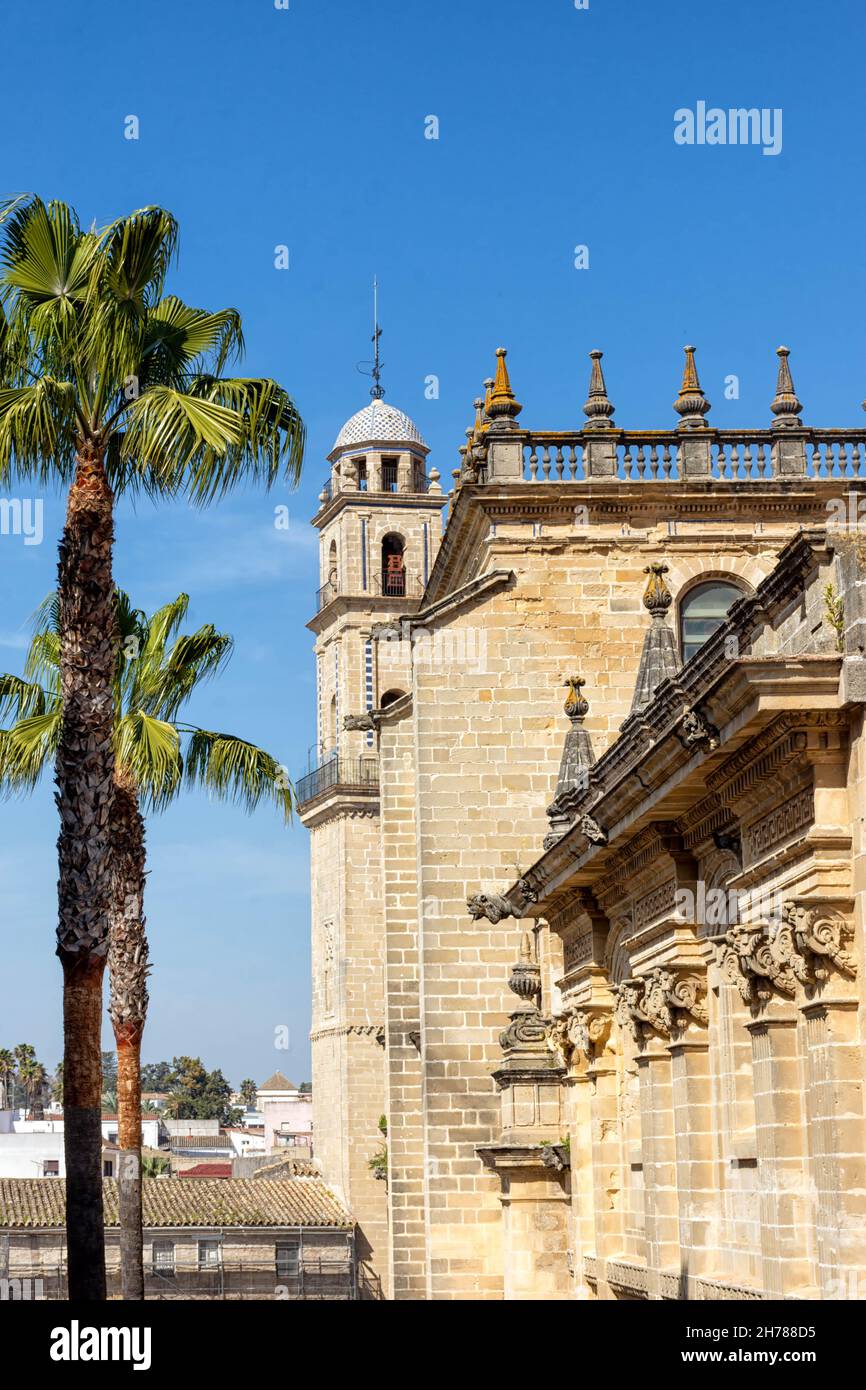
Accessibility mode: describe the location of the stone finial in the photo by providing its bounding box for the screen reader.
[642,562,673,616]
[770,346,803,429]
[563,675,589,722]
[674,345,711,427]
[544,678,597,849]
[486,347,522,427]
[630,564,679,714]
[483,377,495,420]
[583,349,615,430]
[428,466,442,495]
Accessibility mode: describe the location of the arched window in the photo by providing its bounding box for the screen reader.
[381,534,405,597]
[680,582,743,664]
[327,540,338,589]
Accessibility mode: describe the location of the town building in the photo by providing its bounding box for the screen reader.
[299,343,866,1299]
[0,1178,357,1299]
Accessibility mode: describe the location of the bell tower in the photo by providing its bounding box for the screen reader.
[298,363,444,1293]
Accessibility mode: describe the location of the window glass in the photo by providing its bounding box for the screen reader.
[198,1239,221,1269]
[680,583,741,665]
[152,1240,175,1276]
[276,1241,300,1280]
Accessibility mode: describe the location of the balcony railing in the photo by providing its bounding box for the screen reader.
[316,573,423,612]
[296,755,379,808]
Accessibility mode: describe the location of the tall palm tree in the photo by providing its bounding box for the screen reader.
[239,1078,258,1108]
[0,1049,14,1109]
[0,196,304,1299]
[0,587,293,1297]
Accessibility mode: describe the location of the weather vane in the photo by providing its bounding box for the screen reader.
[357,277,385,399]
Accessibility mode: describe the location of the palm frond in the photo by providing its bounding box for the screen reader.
[0,710,61,792]
[142,298,244,385]
[184,730,294,822]
[0,378,78,482]
[0,673,47,720]
[115,710,182,812]
[119,385,244,486]
[139,626,233,722]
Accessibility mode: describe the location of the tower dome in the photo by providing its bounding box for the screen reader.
[329,400,429,461]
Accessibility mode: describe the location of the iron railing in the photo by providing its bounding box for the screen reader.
[316,572,423,612]
[296,755,379,808]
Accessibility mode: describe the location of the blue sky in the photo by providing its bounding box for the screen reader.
[0,0,864,1086]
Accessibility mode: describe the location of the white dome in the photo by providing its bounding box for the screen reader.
[330,400,428,457]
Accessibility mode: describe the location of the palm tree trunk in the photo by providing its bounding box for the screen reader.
[56,444,118,1302]
[109,768,149,1301]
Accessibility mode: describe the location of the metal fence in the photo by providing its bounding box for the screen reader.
[3,1258,359,1301]
[296,755,379,808]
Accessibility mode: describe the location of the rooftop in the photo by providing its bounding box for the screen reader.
[170,1134,234,1150]
[257,1072,298,1093]
[0,1178,352,1229]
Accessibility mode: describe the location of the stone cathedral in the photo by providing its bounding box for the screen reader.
[299,344,866,1301]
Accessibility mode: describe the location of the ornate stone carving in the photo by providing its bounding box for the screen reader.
[546,1007,612,1069]
[467,878,537,923]
[780,902,856,981]
[716,923,798,1006]
[716,904,856,1008]
[614,967,708,1044]
[344,712,378,732]
[680,707,720,752]
[580,814,608,846]
[467,891,515,923]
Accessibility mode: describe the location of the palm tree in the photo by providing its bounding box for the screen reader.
[239,1079,258,1109]
[0,587,293,1297]
[0,196,304,1299]
[18,1058,48,1119]
[0,1049,14,1109]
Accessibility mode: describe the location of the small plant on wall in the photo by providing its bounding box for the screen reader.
[368,1114,388,1184]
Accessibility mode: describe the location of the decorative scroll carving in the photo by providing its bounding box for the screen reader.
[716,903,856,1008]
[546,1007,612,1069]
[614,967,708,1044]
[780,902,856,980]
[716,923,798,1005]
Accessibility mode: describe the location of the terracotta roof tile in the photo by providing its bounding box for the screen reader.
[0,1179,352,1229]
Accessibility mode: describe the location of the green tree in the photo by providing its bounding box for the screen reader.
[239,1079,258,1108]
[140,1062,172,1092]
[0,589,292,1293]
[0,196,303,1300]
[164,1057,240,1124]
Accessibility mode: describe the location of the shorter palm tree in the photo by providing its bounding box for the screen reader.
[239,1079,258,1108]
[18,1058,48,1118]
[0,588,293,1297]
